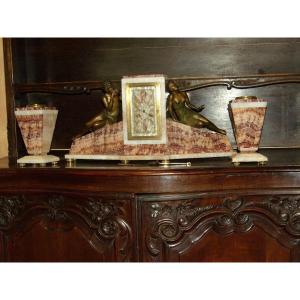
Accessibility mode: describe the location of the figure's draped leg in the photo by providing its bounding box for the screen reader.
[206,122,226,135]
[193,115,226,135]
[73,119,107,140]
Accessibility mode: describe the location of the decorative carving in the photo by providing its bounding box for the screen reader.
[44,195,133,260]
[0,195,25,228]
[259,196,300,234]
[147,201,219,257]
[85,198,132,261]
[0,194,133,261]
[180,77,300,92]
[14,75,300,96]
[224,198,243,211]
[46,195,69,222]
[14,81,112,95]
[85,199,119,238]
[146,195,300,259]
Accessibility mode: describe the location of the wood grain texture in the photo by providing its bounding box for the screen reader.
[3,39,19,160]
[11,38,300,82]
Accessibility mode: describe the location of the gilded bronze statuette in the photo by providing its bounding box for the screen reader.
[74,81,121,139]
[166,81,226,135]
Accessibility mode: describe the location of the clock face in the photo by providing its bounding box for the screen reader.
[131,86,157,137]
[122,75,167,145]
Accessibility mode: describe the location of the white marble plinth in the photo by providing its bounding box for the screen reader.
[65,152,233,162]
[17,155,60,166]
[232,152,268,164]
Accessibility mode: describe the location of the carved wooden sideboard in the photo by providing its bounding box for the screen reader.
[0,150,300,262]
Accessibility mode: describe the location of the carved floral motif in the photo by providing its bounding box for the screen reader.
[44,196,132,260]
[85,199,120,238]
[259,196,300,233]
[84,198,132,260]
[0,196,25,227]
[146,196,300,259]
[0,194,132,261]
[47,195,69,222]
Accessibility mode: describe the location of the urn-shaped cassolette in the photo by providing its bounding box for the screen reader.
[15,105,58,155]
[229,96,267,152]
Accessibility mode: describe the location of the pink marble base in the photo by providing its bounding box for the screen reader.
[69,120,233,158]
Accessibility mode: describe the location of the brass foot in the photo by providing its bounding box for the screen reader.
[160,159,170,167]
[258,161,266,166]
[119,160,131,166]
[66,159,75,166]
[51,161,58,166]
[18,163,26,167]
[233,162,240,166]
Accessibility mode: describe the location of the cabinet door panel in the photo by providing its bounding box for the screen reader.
[8,222,106,262]
[0,194,134,262]
[140,194,300,262]
[178,228,291,262]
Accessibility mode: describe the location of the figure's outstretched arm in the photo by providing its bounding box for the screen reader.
[183,92,205,112]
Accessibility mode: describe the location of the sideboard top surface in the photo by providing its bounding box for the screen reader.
[0,149,300,194]
[1,149,300,172]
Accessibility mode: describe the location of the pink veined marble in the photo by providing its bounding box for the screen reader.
[70,120,233,156]
[230,98,267,152]
[15,107,58,155]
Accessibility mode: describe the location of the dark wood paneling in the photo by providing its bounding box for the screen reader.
[8,223,106,262]
[179,228,291,262]
[3,39,18,160]
[11,38,300,83]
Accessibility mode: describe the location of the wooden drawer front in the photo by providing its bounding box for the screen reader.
[0,193,134,262]
[139,193,300,262]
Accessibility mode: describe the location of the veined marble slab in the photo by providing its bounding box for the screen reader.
[232,152,268,164]
[69,120,233,158]
[65,152,233,161]
[17,155,60,166]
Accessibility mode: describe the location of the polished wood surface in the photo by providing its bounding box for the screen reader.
[1,149,300,194]
[10,38,300,82]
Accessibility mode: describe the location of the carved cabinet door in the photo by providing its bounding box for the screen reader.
[0,193,134,262]
[139,193,300,262]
